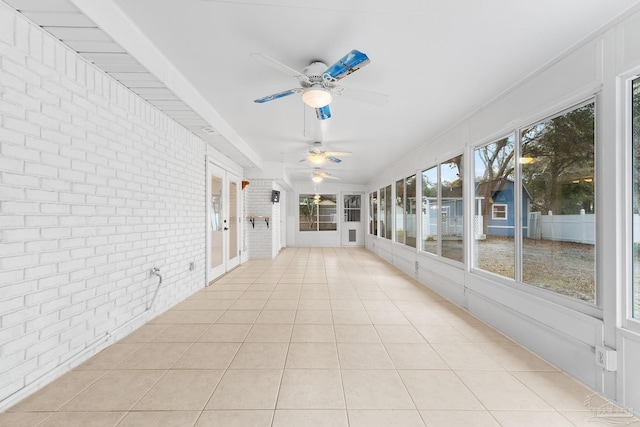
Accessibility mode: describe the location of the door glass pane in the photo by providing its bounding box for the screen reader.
[210,175,223,270]
[441,155,464,262]
[405,175,416,248]
[421,166,438,254]
[474,136,515,278]
[632,77,640,317]
[344,195,361,222]
[395,179,405,243]
[228,180,238,261]
[521,102,595,302]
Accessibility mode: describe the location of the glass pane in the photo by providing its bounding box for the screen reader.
[441,155,464,262]
[210,175,223,270]
[370,191,378,235]
[299,194,317,231]
[421,166,438,254]
[379,188,387,238]
[405,175,417,247]
[395,179,405,243]
[385,185,392,239]
[474,136,515,278]
[344,194,361,222]
[228,181,238,260]
[521,102,595,302]
[633,77,640,318]
[319,194,337,230]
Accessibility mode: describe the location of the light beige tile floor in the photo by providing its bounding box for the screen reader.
[3,247,639,426]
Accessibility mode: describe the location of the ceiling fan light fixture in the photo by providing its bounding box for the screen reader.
[308,153,326,164]
[302,86,332,108]
[311,175,323,183]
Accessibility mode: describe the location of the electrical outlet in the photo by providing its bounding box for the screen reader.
[189,262,196,271]
[595,346,617,371]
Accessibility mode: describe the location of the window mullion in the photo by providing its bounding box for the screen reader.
[514,130,523,283]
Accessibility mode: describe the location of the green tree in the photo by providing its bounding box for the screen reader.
[299,196,317,230]
[521,103,595,215]
[475,137,515,234]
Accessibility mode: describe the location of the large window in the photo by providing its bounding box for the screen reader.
[421,166,438,254]
[420,155,464,261]
[395,179,404,243]
[406,175,417,247]
[521,101,595,303]
[395,175,417,247]
[633,77,640,318]
[441,156,463,262]
[474,135,515,279]
[299,194,337,231]
[369,191,378,235]
[380,185,392,239]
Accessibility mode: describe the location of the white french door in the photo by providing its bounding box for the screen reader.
[207,161,241,283]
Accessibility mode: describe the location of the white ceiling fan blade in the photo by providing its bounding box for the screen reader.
[250,52,310,84]
[338,86,389,105]
[314,170,340,180]
[324,151,351,156]
[254,88,302,103]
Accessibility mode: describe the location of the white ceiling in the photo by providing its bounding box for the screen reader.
[6,0,640,185]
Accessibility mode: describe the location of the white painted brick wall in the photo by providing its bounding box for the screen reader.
[0,4,212,408]
[271,183,283,258]
[245,179,281,259]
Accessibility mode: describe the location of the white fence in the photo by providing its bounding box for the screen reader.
[403,212,640,244]
[534,213,640,244]
[530,212,595,244]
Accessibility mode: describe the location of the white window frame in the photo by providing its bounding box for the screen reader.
[492,203,508,220]
[344,194,362,223]
[467,98,600,316]
[623,69,640,332]
[299,194,337,232]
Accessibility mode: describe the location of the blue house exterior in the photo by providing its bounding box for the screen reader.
[475,179,531,238]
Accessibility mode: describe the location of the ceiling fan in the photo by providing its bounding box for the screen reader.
[310,168,339,183]
[252,49,388,120]
[299,141,351,165]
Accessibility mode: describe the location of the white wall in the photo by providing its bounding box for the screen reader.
[366,4,640,415]
[0,4,242,410]
[244,179,283,259]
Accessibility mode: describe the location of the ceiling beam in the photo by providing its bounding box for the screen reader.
[68,0,264,170]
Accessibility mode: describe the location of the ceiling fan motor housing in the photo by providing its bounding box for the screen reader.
[303,61,328,79]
